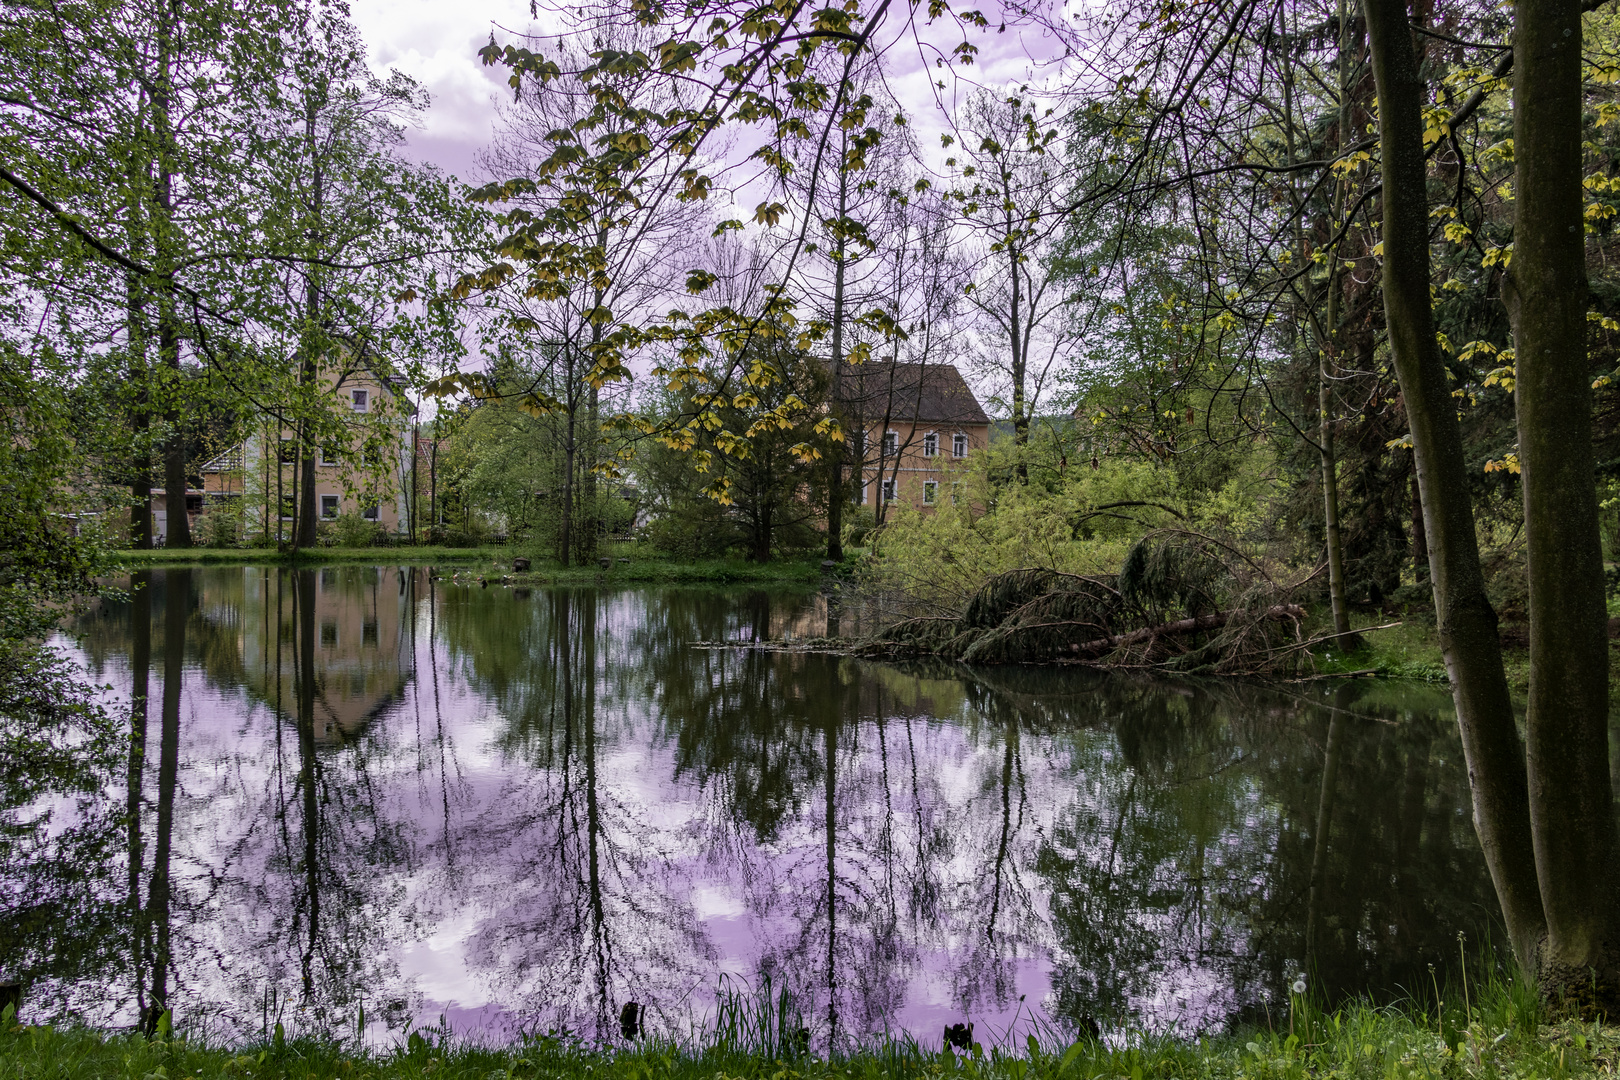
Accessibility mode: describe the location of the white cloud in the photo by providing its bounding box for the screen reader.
[350,0,541,181]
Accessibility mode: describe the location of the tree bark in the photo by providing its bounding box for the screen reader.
[153,6,189,549]
[1361,0,1547,978]
[1505,0,1620,1006]
[826,156,850,562]
[127,126,153,550]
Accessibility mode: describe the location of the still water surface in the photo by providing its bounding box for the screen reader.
[24,566,1499,1047]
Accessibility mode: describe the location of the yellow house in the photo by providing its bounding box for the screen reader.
[192,363,418,543]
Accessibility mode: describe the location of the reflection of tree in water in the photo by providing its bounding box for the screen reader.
[42,578,1505,1043]
[0,603,126,1023]
[435,588,710,1042]
[1017,672,1498,1032]
[215,568,416,1035]
[100,568,418,1037]
[634,599,980,1046]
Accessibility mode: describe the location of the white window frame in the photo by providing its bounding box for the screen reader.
[881,478,897,503]
[320,494,340,519]
[319,444,341,467]
[362,502,379,521]
[882,430,899,456]
[951,481,964,506]
[350,388,369,413]
[922,432,938,457]
[922,480,938,505]
[952,432,968,458]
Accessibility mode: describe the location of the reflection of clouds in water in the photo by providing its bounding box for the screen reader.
[29,570,1496,1047]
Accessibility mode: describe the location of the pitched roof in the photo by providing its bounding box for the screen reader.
[832,362,990,426]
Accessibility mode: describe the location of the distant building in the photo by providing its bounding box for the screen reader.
[835,362,990,512]
[155,364,417,544]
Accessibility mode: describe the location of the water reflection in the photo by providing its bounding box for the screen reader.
[21,566,1498,1045]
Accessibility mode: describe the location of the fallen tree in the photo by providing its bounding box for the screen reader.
[854,532,1325,674]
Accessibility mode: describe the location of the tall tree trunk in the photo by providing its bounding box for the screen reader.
[562,415,576,565]
[128,125,153,550]
[1320,357,1350,635]
[297,441,317,550]
[826,159,850,561]
[153,8,189,549]
[1361,0,1547,977]
[1006,179,1029,484]
[1505,0,1620,1005]
[295,112,324,553]
[581,234,607,564]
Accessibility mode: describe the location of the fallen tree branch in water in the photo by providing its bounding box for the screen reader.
[1063,605,1306,658]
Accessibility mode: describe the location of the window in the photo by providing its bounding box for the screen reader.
[319,444,341,467]
[278,439,298,465]
[922,432,938,457]
[882,430,898,456]
[922,480,938,505]
[951,481,963,506]
[362,502,379,521]
[362,443,381,467]
[320,621,338,648]
[952,432,968,458]
[860,480,870,505]
[280,494,295,520]
[320,494,340,519]
[881,478,897,503]
[351,388,369,412]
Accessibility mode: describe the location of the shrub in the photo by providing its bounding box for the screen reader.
[323,511,385,548]
[195,502,245,548]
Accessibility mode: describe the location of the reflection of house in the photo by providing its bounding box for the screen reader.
[236,566,412,743]
[836,363,990,511]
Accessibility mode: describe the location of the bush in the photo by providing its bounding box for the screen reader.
[642,499,742,559]
[841,506,876,549]
[195,502,245,548]
[322,511,385,548]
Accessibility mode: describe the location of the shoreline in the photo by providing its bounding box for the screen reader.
[112,547,832,587]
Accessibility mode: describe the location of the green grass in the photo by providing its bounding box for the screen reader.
[504,554,826,587]
[1305,614,1620,700]
[116,545,512,566]
[113,544,832,587]
[0,977,1613,1080]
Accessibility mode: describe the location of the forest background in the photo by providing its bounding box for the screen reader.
[5,0,1620,1007]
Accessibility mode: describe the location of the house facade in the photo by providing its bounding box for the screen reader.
[836,362,990,512]
[154,366,417,544]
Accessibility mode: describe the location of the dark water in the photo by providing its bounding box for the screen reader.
[15,566,1500,1047]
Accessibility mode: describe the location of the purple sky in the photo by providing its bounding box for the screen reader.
[349,0,1072,185]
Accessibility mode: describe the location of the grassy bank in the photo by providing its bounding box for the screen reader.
[116,545,512,566]
[502,554,826,587]
[1,987,1613,1080]
[113,545,831,587]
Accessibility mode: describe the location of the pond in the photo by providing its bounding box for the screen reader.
[17,565,1499,1049]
